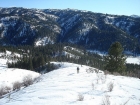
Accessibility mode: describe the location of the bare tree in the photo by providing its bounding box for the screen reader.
[77,93,84,101]
[13,81,22,91]
[108,82,114,92]
[102,95,110,105]
[23,75,33,87]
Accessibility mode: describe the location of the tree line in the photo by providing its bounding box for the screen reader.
[0,43,140,77]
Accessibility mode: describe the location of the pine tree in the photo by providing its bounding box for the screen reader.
[104,42,126,74]
[40,55,45,66]
[29,58,33,70]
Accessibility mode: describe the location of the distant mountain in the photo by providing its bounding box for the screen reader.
[0,7,140,53]
[131,15,140,18]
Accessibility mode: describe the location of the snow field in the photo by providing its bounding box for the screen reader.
[0,68,40,88]
[0,57,40,100]
[0,62,140,105]
[126,57,140,64]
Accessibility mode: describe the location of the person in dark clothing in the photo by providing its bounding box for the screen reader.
[77,67,79,73]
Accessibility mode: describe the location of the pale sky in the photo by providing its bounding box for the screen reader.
[0,0,140,16]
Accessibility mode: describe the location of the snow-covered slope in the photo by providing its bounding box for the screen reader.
[0,62,140,105]
[0,55,40,99]
[0,67,40,89]
[126,56,140,64]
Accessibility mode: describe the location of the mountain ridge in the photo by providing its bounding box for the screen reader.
[0,7,140,53]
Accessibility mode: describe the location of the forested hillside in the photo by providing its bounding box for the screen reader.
[0,7,140,54]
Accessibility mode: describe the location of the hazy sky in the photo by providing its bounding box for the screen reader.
[0,0,140,16]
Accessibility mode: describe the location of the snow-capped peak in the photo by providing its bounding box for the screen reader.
[130,15,140,18]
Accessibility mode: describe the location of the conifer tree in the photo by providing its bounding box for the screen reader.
[40,55,45,66]
[104,42,126,74]
[29,58,33,70]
